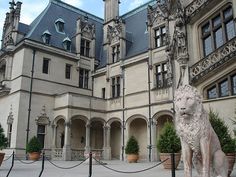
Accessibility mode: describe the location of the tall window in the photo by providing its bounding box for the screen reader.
[112,45,120,63]
[65,64,71,79]
[111,76,120,98]
[201,6,236,56]
[155,62,168,88]
[7,124,12,147]
[55,18,65,33]
[206,72,236,99]
[154,26,166,48]
[81,39,90,57]
[79,68,89,89]
[42,58,50,74]
[102,88,106,99]
[37,125,46,148]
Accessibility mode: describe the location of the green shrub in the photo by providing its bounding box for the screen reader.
[0,123,8,150]
[157,122,181,153]
[209,109,235,153]
[125,136,139,155]
[26,136,42,153]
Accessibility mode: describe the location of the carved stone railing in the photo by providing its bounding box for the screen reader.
[190,37,236,83]
[71,149,85,161]
[52,148,63,160]
[186,0,213,18]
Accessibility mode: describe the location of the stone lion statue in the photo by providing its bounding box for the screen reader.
[174,85,228,177]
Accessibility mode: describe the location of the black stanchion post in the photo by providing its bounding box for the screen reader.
[39,151,45,177]
[171,153,176,177]
[6,151,15,177]
[88,152,92,177]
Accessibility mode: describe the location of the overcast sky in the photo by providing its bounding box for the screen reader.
[0,0,151,46]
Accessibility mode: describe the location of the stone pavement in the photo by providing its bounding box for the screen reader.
[1,158,236,177]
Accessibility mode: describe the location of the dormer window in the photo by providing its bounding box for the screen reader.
[80,39,90,57]
[63,37,71,51]
[42,30,51,44]
[55,18,65,33]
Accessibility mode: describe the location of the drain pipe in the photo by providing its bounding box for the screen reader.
[147,60,152,162]
[121,66,125,161]
[26,48,36,154]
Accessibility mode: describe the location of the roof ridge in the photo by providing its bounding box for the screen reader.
[51,0,104,23]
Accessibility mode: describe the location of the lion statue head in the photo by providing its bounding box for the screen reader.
[174,85,203,120]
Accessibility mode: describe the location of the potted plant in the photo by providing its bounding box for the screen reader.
[0,123,8,166]
[125,136,139,163]
[157,122,181,169]
[209,109,236,176]
[26,136,42,161]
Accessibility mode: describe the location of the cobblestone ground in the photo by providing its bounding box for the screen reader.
[1,159,236,177]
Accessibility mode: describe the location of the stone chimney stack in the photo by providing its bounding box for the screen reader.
[103,0,120,23]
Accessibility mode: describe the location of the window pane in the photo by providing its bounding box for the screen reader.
[37,125,45,134]
[157,65,161,73]
[79,69,84,88]
[161,27,166,34]
[65,64,71,79]
[207,86,217,99]
[117,84,120,97]
[112,85,115,98]
[202,23,210,35]
[155,29,160,36]
[37,134,44,148]
[156,74,162,87]
[219,80,229,97]
[42,59,49,74]
[214,28,223,48]
[226,20,236,40]
[232,75,236,95]
[224,7,233,19]
[212,15,221,28]
[203,35,213,56]
[84,70,89,89]
[163,63,167,71]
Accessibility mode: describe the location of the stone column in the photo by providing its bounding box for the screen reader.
[51,124,57,148]
[103,125,111,160]
[63,121,71,160]
[85,122,91,153]
[151,120,158,161]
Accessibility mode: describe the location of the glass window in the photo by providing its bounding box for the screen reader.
[201,6,235,57]
[80,39,90,57]
[102,88,106,99]
[79,68,89,89]
[154,26,166,48]
[232,75,236,95]
[156,62,168,88]
[37,125,45,148]
[111,45,120,63]
[65,64,71,79]
[111,76,120,98]
[42,58,50,74]
[219,80,229,97]
[207,86,217,99]
[58,22,64,33]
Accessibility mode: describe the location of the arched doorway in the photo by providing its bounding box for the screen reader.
[71,119,86,149]
[110,121,121,159]
[90,120,104,150]
[128,118,148,160]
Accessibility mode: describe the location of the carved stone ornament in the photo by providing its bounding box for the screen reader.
[107,18,123,44]
[35,105,50,125]
[147,5,165,26]
[80,19,95,39]
[174,85,228,177]
[7,105,14,125]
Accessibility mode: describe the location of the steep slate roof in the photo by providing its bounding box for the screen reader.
[19,0,156,67]
[24,0,103,61]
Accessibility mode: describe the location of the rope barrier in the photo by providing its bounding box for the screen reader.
[45,157,89,170]
[92,157,169,174]
[3,153,13,162]
[15,156,39,164]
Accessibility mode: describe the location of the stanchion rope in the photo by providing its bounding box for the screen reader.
[3,153,13,162]
[15,156,39,164]
[93,157,169,174]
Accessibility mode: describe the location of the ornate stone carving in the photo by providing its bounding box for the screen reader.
[107,18,123,44]
[147,5,165,26]
[174,85,228,177]
[186,0,213,18]
[35,105,50,125]
[190,37,236,82]
[80,17,95,39]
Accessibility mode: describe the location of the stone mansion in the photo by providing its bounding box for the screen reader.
[0,0,235,161]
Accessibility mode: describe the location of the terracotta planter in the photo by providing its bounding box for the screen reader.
[28,152,41,161]
[226,153,235,177]
[0,152,5,166]
[159,153,181,169]
[126,154,139,163]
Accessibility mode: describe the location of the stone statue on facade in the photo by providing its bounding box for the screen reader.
[174,85,228,177]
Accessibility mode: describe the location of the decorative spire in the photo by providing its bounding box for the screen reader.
[9,0,16,10]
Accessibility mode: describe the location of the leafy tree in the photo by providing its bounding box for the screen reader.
[26,136,42,153]
[0,123,8,150]
[125,136,139,155]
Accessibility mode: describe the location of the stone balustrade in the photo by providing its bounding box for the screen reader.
[190,37,236,82]
[52,148,63,160]
[186,0,213,18]
[71,149,85,161]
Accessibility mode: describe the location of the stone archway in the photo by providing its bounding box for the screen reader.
[56,119,65,148]
[127,117,148,161]
[90,120,104,150]
[110,121,121,159]
[71,119,86,150]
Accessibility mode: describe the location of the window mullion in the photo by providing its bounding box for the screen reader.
[221,11,227,44]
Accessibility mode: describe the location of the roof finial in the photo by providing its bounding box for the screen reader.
[9,0,16,10]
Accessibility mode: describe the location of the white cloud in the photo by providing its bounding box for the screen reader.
[63,0,83,7]
[128,0,145,10]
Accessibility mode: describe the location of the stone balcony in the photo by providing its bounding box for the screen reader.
[190,36,236,84]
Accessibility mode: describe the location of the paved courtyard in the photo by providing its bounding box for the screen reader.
[1,158,236,177]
